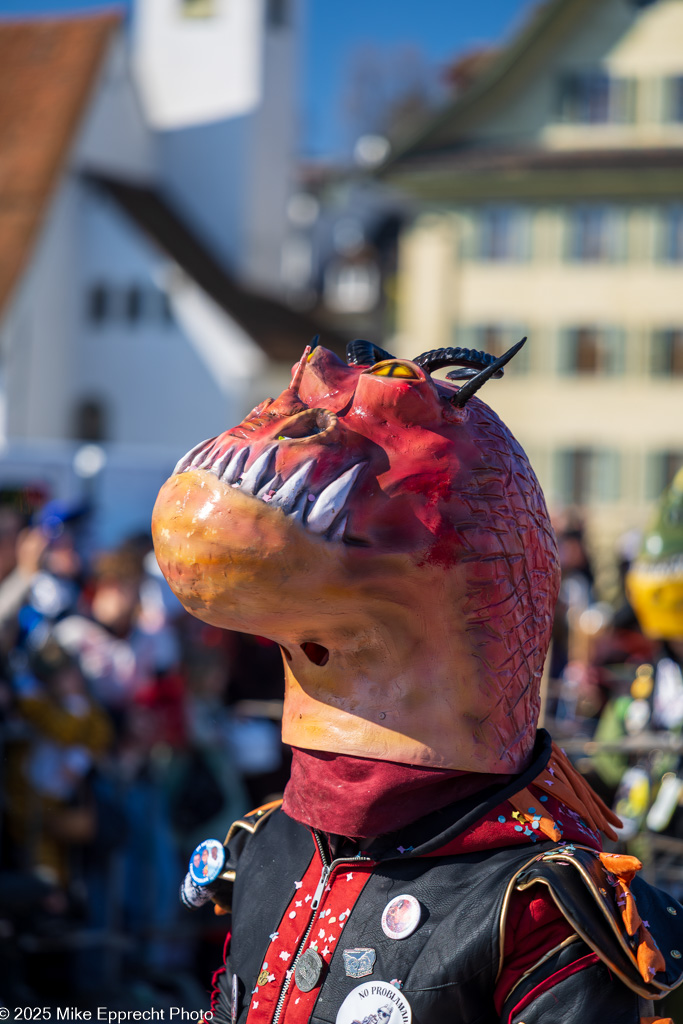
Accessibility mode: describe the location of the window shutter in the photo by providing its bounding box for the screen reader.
[506,324,530,373]
[604,327,626,375]
[608,207,628,262]
[458,210,476,261]
[651,330,669,375]
[514,208,532,262]
[557,328,577,374]
[553,449,572,504]
[593,449,621,502]
[452,324,475,349]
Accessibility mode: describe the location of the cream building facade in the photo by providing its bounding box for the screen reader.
[386,0,683,582]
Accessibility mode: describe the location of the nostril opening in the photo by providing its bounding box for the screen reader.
[300,642,329,666]
[277,409,335,441]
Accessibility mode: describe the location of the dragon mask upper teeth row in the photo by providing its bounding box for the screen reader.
[173,440,364,543]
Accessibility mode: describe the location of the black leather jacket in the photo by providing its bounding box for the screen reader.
[205,735,683,1024]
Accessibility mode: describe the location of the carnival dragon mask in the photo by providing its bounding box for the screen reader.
[152,340,560,773]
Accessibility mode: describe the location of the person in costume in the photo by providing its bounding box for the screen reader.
[153,339,683,1024]
[610,468,683,838]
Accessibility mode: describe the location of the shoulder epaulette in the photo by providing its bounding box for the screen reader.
[500,843,683,999]
[224,799,283,848]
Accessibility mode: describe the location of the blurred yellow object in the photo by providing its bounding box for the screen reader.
[627,571,683,640]
[627,468,683,640]
[631,664,654,699]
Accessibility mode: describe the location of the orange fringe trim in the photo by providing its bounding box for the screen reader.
[599,852,667,984]
[509,742,622,842]
[510,748,666,987]
[508,786,562,842]
[538,742,622,841]
[640,1019,673,1023]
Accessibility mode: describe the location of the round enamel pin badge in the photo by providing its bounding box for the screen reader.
[381,894,421,940]
[335,981,411,1024]
[188,838,225,886]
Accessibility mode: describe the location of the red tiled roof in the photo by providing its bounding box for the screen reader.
[0,13,120,314]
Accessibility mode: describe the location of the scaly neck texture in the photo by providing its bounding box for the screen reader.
[282,746,510,839]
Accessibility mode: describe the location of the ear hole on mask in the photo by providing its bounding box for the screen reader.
[300,642,329,666]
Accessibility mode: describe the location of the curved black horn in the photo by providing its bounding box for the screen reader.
[449,338,527,408]
[414,346,505,380]
[346,339,396,366]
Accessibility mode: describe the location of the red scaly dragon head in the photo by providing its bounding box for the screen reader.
[152,340,560,773]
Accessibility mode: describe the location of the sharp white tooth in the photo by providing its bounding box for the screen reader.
[288,489,311,523]
[328,513,348,544]
[257,474,281,499]
[223,446,249,484]
[212,445,237,478]
[174,437,214,475]
[194,438,221,470]
[306,464,364,534]
[239,445,277,495]
[271,460,315,513]
[197,445,219,470]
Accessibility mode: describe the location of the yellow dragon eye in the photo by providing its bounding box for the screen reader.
[369,362,420,379]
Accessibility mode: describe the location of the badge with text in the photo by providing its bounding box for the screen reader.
[343,947,376,979]
[381,894,421,940]
[188,838,225,886]
[335,981,411,1024]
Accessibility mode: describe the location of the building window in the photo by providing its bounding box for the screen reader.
[87,284,109,324]
[559,328,625,375]
[267,0,288,28]
[180,0,216,18]
[86,283,172,328]
[73,398,107,442]
[647,450,683,499]
[555,448,621,505]
[478,206,529,261]
[469,325,530,374]
[557,73,635,124]
[660,206,683,261]
[651,330,683,376]
[126,286,143,324]
[664,76,683,122]
[568,206,625,262]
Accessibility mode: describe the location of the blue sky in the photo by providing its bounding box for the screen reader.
[0,0,530,157]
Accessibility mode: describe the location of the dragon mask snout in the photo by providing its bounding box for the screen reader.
[152,340,559,772]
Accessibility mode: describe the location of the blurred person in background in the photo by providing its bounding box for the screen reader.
[570,469,683,848]
[169,626,248,855]
[609,467,683,843]
[18,501,87,638]
[5,631,112,888]
[550,510,596,682]
[0,508,48,650]
[53,546,180,720]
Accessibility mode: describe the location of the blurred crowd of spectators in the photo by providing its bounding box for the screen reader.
[1,489,682,1007]
[549,512,683,859]
[0,495,290,1008]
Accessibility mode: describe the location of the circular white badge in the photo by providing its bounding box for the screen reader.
[335,981,411,1024]
[381,894,421,940]
[188,838,225,886]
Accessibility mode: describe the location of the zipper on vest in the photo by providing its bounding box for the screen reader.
[270,831,371,1024]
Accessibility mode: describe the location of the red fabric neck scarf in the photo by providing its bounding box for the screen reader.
[283,746,510,839]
